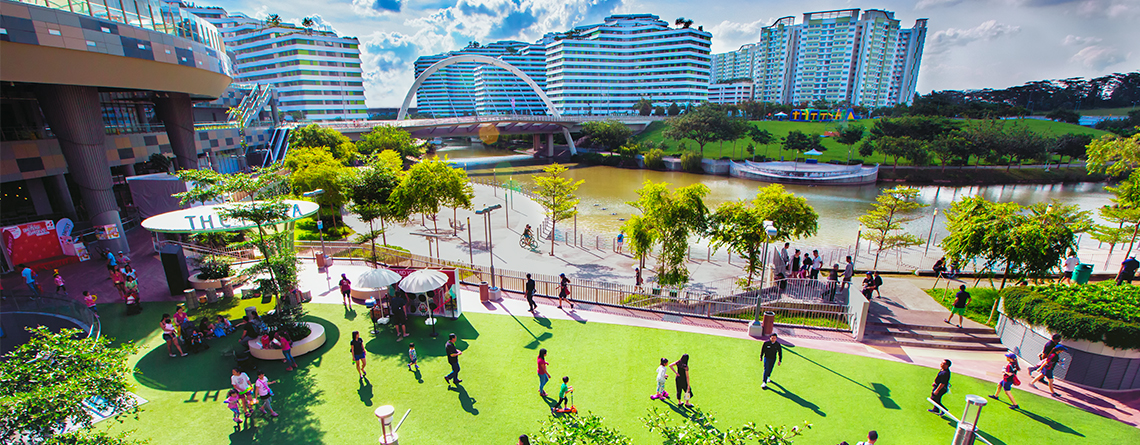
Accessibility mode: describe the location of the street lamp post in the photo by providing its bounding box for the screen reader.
[302,189,328,279]
[475,204,503,287]
[749,221,779,337]
[925,209,939,256]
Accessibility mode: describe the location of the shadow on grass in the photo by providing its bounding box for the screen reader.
[227,365,326,444]
[786,349,899,410]
[358,376,373,406]
[1014,407,1084,436]
[449,383,479,415]
[769,382,825,417]
[134,315,337,392]
[363,315,478,366]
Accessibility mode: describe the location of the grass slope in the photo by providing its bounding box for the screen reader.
[632,119,1109,166]
[926,286,1003,327]
[101,302,1137,444]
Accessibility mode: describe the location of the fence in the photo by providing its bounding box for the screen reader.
[0,295,101,340]
[292,239,856,333]
[996,307,1140,390]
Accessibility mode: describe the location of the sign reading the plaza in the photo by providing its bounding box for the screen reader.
[141,200,319,234]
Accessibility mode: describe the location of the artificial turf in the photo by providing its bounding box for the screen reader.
[97,300,1138,444]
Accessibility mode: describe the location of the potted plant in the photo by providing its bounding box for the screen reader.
[189,255,235,290]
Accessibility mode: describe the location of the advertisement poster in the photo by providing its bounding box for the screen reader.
[1,220,64,266]
[95,224,121,240]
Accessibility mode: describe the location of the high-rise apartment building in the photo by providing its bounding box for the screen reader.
[710,44,756,83]
[179,3,367,120]
[718,9,925,108]
[412,14,711,117]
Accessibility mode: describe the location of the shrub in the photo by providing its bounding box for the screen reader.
[1001,285,1140,350]
[680,150,703,173]
[197,255,233,280]
[644,148,666,170]
[261,304,311,340]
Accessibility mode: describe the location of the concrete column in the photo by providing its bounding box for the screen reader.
[547,133,555,157]
[25,177,53,216]
[33,85,129,253]
[48,174,77,220]
[134,103,149,132]
[153,92,198,171]
[532,134,539,152]
[270,92,280,125]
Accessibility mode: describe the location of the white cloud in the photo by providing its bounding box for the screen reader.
[1069,45,1126,70]
[708,18,772,52]
[359,31,420,106]
[403,0,623,54]
[1062,34,1101,45]
[915,0,964,9]
[927,20,1021,54]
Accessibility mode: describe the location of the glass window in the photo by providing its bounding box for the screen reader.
[105,0,124,22]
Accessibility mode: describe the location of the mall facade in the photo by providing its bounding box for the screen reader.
[0,0,269,271]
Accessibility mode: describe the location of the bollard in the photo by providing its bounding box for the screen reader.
[375,405,398,444]
[184,288,198,310]
[221,278,234,299]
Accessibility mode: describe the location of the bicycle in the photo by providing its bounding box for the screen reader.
[520,234,539,251]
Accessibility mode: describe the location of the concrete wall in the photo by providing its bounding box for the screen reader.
[997,313,1140,390]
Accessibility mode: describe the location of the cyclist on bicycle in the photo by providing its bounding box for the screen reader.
[523,224,533,241]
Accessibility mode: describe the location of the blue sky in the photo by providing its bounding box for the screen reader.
[198,0,1138,107]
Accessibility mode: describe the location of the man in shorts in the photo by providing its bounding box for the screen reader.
[390,290,409,339]
[1029,343,1065,398]
[945,285,970,328]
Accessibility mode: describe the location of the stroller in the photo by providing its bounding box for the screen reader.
[124,293,142,315]
[182,322,210,354]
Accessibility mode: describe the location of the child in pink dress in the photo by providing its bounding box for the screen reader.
[224,389,243,425]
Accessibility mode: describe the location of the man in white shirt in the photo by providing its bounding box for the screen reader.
[810,250,823,280]
[1060,251,1080,284]
[779,243,791,275]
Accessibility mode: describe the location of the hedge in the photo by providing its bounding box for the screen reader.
[1001,286,1140,350]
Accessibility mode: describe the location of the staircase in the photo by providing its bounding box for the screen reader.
[261,126,292,168]
[862,321,1006,351]
[228,83,275,127]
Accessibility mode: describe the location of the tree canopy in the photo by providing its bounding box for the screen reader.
[289,124,356,163]
[391,157,472,235]
[580,120,633,152]
[532,163,584,256]
[356,126,425,161]
[348,150,406,250]
[858,186,928,270]
[626,181,710,286]
[707,185,818,286]
[1086,133,1140,176]
[284,145,353,219]
[663,104,748,153]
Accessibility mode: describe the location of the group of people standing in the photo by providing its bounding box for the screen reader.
[774,243,827,280]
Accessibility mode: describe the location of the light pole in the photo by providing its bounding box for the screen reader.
[749,221,778,336]
[854,224,863,266]
[475,204,502,287]
[302,189,327,279]
[925,208,939,256]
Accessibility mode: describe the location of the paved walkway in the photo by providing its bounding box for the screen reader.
[867,277,991,330]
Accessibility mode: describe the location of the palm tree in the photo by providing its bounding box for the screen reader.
[301,17,314,34]
[265,14,281,28]
[674,18,693,28]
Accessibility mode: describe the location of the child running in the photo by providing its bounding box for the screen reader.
[223,389,244,426]
[277,332,296,371]
[557,376,573,409]
[254,371,279,418]
[407,342,418,371]
[651,357,670,400]
[989,352,1021,409]
[83,291,98,318]
[53,270,67,296]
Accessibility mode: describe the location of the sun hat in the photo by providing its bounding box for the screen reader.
[1005,352,1017,359]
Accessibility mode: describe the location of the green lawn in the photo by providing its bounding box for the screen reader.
[926,286,1003,327]
[1044,107,1137,117]
[632,119,1109,166]
[100,301,1137,444]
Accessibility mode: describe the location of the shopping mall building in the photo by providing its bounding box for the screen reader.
[0,0,271,271]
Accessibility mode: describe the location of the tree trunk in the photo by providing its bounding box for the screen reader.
[453,207,458,236]
[550,219,557,256]
[1124,222,1140,259]
[381,217,387,246]
[369,219,377,263]
[433,213,439,234]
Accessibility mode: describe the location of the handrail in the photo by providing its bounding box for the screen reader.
[0,295,100,340]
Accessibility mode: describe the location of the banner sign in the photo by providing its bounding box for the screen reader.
[141,200,319,234]
[2,220,63,266]
[790,108,857,122]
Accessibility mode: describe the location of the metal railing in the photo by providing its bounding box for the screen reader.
[0,294,100,340]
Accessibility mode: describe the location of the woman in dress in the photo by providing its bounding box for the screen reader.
[558,273,573,309]
[669,353,693,408]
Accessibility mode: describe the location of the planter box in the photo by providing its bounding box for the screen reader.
[997,313,1140,390]
[248,322,327,361]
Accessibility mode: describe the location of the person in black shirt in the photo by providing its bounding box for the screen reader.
[525,274,537,311]
[760,333,783,389]
[390,291,408,339]
[945,285,971,328]
[1117,256,1139,285]
[1029,333,1063,375]
[350,331,367,377]
[928,360,952,414]
[444,333,463,385]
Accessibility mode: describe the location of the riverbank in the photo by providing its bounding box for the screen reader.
[877,165,1106,185]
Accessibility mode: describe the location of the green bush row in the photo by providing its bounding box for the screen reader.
[1001,287,1140,350]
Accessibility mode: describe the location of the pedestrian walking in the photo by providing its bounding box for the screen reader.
[339,274,353,306]
[651,357,670,400]
[230,368,254,415]
[945,285,970,328]
[669,354,693,407]
[408,342,419,371]
[537,348,551,397]
[856,430,878,445]
[1060,251,1079,284]
[843,256,854,287]
[276,332,296,371]
[106,250,117,269]
[791,249,801,279]
[19,264,40,297]
[1117,256,1139,285]
[161,314,187,357]
[760,334,782,389]
[928,360,951,414]
[616,232,624,253]
[255,371,279,417]
[989,352,1020,409]
[223,389,244,426]
[83,291,98,317]
[1028,333,1062,376]
[810,250,822,280]
[52,269,66,296]
[390,290,409,339]
[634,267,644,291]
[1029,343,1065,398]
[557,273,573,309]
[525,274,537,311]
[111,268,126,299]
[444,333,463,385]
[350,331,367,377]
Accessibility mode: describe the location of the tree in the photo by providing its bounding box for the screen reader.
[289,124,354,159]
[634,98,653,116]
[929,132,970,171]
[532,164,584,256]
[1054,133,1093,166]
[653,105,666,116]
[285,145,353,224]
[663,104,746,155]
[531,412,632,445]
[264,13,281,28]
[301,17,314,33]
[1094,170,1140,258]
[748,127,775,160]
[1046,108,1080,124]
[1086,133,1140,176]
[667,102,681,116]
[1,327,140,444]
[674,18,693,28]
[618,142,644,168]
[782,130,823,157]
[348,150,405,254]
[868,136,930,169]
[834,123,865,163]
[708,185,818,286]
[643,407,810,445]
[580,120,633,152]
[391,158,469,235]
[356,125,425,161]
[858,186,928,270]
[626,181,709,286]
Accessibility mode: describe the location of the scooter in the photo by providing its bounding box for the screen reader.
[650,391,670,400]
[552,391,577,414]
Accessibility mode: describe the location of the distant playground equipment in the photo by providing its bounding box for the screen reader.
[782,108,859,122]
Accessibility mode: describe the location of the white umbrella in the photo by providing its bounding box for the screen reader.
[399,269,449,293]
[804,149,824,156]
[356,268,403,289]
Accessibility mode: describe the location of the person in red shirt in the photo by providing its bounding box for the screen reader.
[537,348,551,397]
[338,274,352,307]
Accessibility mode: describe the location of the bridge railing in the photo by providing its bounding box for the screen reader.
[316,115,667,131]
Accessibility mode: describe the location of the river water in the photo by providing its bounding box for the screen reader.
[503,166,1119,271]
